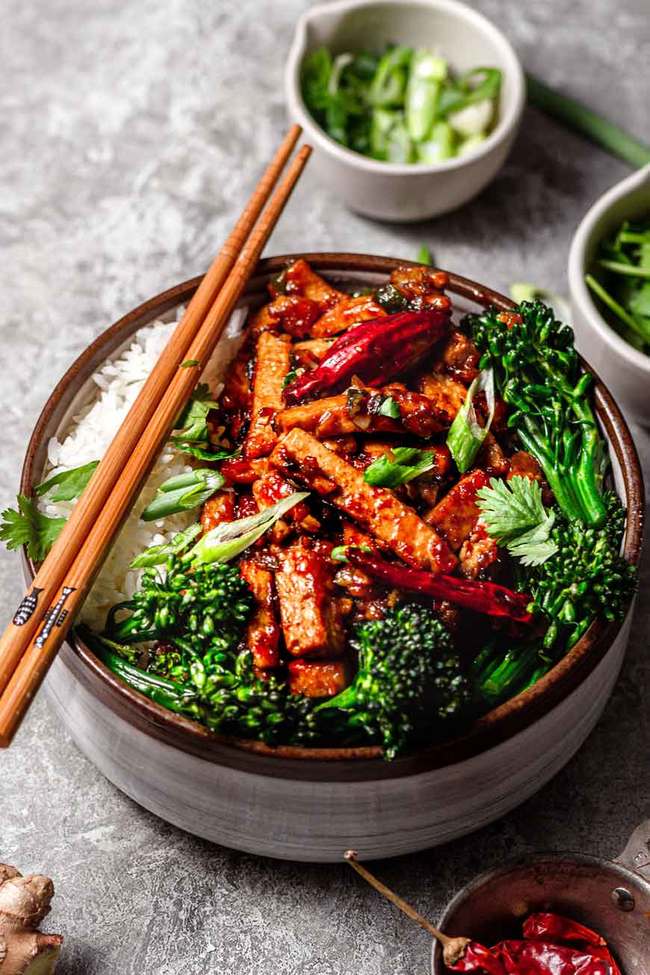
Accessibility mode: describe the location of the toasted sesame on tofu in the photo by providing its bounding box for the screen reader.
[437,331,481,385]
[273,258,343,311]
[252,470,319,542]
[508,450,545,483]
[249,294,322,338]
[270,429,456,573]
[277,392,402,439]
[459,523,500,580]
[417,371,467,419]
[287,659,350,698]
[277,382,456,440]
[245,331,291,459]
[311,294,386,338]
[275,538,346,658]
[477,433,510,478]
[389,265,449,300]
[292,337,334,368]
[200,491,236,535]
[239,559,281,669]
[425,469,490,551]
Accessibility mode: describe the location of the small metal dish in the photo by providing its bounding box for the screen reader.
[432,820,650,973]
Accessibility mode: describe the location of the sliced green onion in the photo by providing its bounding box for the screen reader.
[377,395,401,418]
[526,74,650,168]
[416,121,455,163]
[130,524,202,569]
[405,50,446,142]
[447,368,495,473]
[416,245,433,265]
[35,461,99,502]
[188,492,309,565]
[141,469,225,522]
[364,446,437,488]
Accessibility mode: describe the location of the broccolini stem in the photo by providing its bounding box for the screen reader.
[80,626,202,717]
[517,421,584,522]
[527,75,650,168]
[479,640,545,705]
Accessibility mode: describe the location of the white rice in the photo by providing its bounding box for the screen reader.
[39,307,246,631]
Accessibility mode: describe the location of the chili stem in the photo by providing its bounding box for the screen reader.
[344,851,449,944]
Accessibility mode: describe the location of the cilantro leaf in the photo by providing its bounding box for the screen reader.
[364,446,436,488]
[35,460,99,502]
[0,495,66,562]
[477,476,558,566]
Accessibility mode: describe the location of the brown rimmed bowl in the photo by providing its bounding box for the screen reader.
[21,253,644,861]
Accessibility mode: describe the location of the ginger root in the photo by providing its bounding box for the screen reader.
[0,864,62,974]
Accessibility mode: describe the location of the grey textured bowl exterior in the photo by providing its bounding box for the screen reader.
[21,254,644,860]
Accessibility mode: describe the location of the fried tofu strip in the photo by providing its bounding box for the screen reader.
[389,266,449,300]
[459,523,500,580]
[249,294,321,338]
[311,294,386,337]
[277,382,457,440]
[293,338,333,367]
[278,393,401,439]
[436,330,480,385]
[252,470,319,542]
[425,469,490,551]
[417,371,467,417]
[245,331,291,459]
[270,429,456,573]
[287,659,350,697]
[275,538,346,657]
[239,560,281,669]
[275,258,343,311]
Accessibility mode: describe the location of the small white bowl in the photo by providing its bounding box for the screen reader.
[285,0,525,222]
[569,164,650,427]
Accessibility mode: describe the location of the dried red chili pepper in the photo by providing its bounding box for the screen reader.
[497,940,613,974]
[347,549,533,624]
[283,306,451,404]
[446,941,506,974]
[522,913,606,946]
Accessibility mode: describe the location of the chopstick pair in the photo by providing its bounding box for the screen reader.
[0,126,312,747]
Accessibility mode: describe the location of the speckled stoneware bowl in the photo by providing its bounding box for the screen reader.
[22,254,643,862]
[285,0,525,221]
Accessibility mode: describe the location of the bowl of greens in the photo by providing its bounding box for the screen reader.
[285,0,525,221]
[569,164,650,426]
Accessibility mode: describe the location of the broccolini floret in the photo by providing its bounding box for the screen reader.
[317,603,469,758]
[523,491,636,651]
[105,556,253,659]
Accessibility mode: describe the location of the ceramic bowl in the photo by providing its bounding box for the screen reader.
[569,164,650,427]
[22,254,643,861]
[285,0,525,221]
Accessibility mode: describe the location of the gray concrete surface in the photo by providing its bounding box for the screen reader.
[2,1,649,972]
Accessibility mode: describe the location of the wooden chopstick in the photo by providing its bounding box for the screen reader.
[0,143,312,747]
[0,124,301,700]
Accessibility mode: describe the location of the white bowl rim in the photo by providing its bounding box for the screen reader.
[285,0,526,176]
[568,162,650,374]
